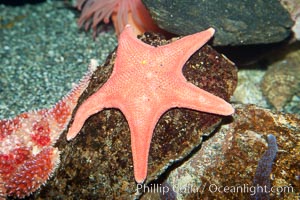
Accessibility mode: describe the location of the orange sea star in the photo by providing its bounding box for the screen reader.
[67,25,234,183]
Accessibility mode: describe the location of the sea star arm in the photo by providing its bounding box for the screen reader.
[172,81,234,115]
[67,90,109,140]
[120,104,165,183]
[158,28,215,72]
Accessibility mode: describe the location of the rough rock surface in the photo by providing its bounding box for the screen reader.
[148,104,299,200]
[25,33,237,199]
[233,69,268,108]
[262,43,300,112]
[142,0,293,46]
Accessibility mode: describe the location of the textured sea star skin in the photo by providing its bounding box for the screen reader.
[0,61,97,199]
[67,25,235,183]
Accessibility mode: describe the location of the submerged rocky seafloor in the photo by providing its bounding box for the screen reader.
[1,1,300,200]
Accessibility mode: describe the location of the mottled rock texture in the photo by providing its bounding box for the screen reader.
[142,0,293,46]
[26,32,237,199]
[262,44,300,112]
[158,104,299,200]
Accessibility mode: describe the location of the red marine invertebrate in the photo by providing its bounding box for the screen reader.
[0,61,97,199]
[76,0,161,37]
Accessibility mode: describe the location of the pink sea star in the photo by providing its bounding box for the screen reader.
[67,25,235,183]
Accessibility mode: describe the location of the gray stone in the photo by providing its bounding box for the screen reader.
[143,0,294,46]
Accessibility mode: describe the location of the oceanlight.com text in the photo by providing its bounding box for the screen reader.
[208,184,294,196]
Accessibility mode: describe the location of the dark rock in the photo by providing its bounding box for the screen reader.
[142,0,294,46]
[161,104,300,200]
[31,32,237,199]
